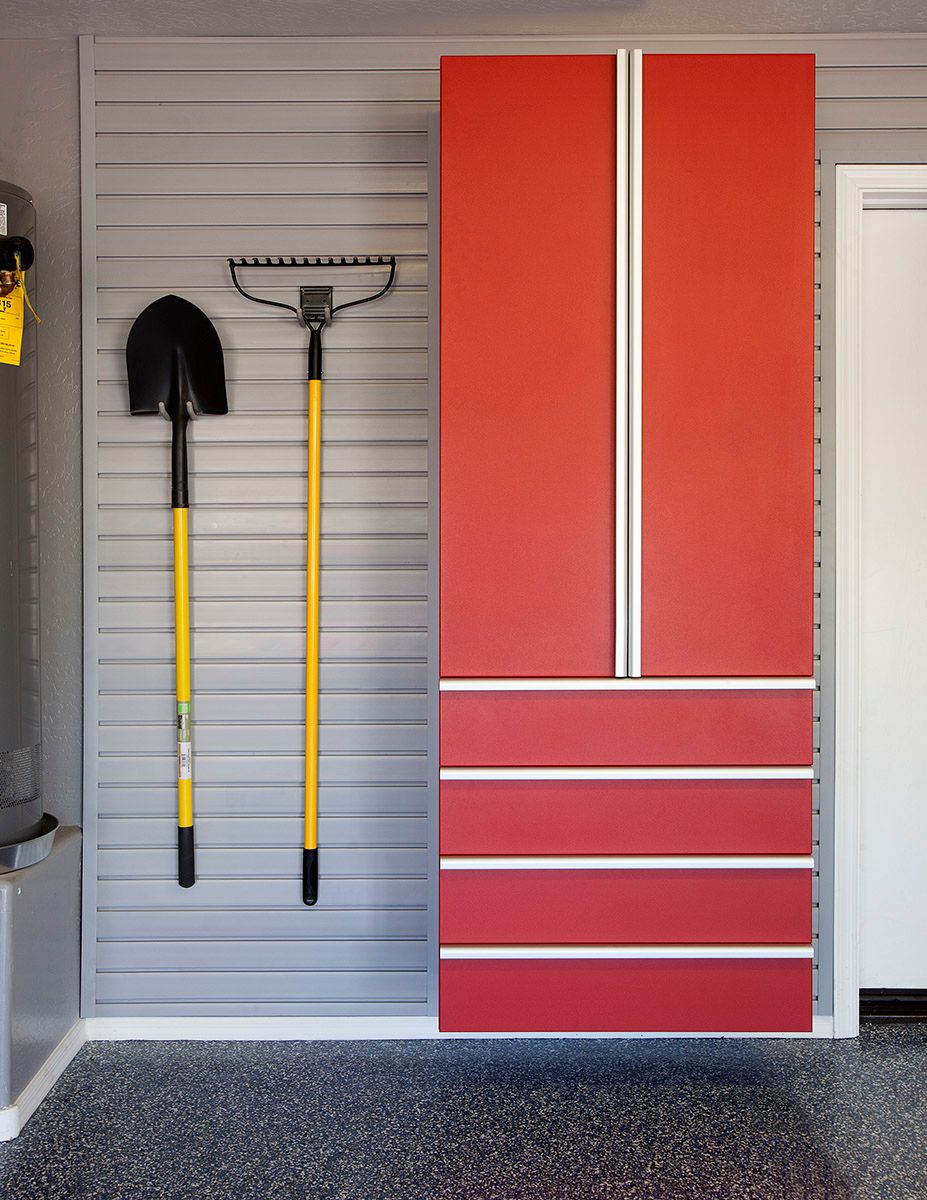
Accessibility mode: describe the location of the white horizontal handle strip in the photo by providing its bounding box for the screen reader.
[440,855,815,871]
[440,766,815,781]
[440,677,816,691]
[440,944,815,960]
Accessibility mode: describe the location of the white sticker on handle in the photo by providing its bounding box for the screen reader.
[177,702,192,780]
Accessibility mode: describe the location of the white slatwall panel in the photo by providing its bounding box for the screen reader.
[85,33,927,1018]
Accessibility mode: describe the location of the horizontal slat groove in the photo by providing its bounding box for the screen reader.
[97,905,427,912]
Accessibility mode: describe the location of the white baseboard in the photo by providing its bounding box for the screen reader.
[85,1016,438,1042]
[0,1019,87,1141]
[84,1014,836,1042]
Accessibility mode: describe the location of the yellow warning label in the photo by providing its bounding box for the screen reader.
[0,285,24,367]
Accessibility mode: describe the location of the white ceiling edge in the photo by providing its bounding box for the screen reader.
[3,0,927,40]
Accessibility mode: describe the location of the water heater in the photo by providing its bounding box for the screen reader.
[0,181,42,848]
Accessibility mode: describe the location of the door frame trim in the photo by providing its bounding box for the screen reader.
[834,164,927,1037]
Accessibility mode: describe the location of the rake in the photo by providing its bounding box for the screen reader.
[227,255,397,905]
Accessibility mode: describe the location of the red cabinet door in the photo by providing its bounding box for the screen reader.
[440,55,617,679]
[640,54,815,677]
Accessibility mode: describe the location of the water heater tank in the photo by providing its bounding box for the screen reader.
[0,181,42,846]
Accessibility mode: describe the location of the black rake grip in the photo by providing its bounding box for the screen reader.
[302,848,319,907]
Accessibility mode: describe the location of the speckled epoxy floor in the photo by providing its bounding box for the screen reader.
[0,1023,925,1200]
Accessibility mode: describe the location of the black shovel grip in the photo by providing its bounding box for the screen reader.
[178,826,195,888]
[302,848,319,906]
[171,405,189,509]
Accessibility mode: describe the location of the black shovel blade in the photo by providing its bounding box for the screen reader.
[126,294,228,418]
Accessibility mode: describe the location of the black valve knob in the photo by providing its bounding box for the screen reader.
[0,236,34,273]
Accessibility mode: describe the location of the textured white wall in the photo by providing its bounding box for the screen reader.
[0,39,82,827]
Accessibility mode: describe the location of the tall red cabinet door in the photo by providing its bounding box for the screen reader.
[440,55,616,679]
[640,54,815,678]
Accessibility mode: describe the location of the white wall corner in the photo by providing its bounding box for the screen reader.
[0,1019,87,1142]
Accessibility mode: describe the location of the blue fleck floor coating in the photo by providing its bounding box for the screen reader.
[0,1023,924,1199]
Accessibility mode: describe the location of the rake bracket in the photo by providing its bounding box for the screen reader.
[300,286,332,329]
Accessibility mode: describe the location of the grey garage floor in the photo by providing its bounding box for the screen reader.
[0,1023,924,1200]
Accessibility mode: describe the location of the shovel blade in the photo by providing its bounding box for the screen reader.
[126,294,228,418]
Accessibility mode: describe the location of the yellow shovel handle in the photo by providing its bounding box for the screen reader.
[173,506,195,887]
[303,377,321,905]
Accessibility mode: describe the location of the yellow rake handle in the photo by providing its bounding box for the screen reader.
[173,506,195,887]
[303,377,321,905]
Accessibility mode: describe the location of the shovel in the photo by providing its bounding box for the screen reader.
[126,295,228,888]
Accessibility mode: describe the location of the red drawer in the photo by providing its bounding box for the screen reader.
[440,690,812,767]
[439,957,812,1032]
[439,867,811,944]
[440,778,811,856]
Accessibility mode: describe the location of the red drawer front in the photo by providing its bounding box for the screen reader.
[641,54,815,677]
[439,958,812,1032]
[440,690,812,766]
[440,55,616,679]
[440,868,811,945]
[440,779,812,856]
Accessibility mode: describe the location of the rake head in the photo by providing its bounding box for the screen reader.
[227,255,396,326]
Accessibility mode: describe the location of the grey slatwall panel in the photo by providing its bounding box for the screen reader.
[89,45,434,1016]
[88,36,927,1020]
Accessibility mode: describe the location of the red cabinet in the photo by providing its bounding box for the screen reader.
[439,52,815,1033]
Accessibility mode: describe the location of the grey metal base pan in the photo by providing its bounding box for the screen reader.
[0,815,58,874]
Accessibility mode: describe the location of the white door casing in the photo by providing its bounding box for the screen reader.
[858,207,927,989]
[834,165,927,1037]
